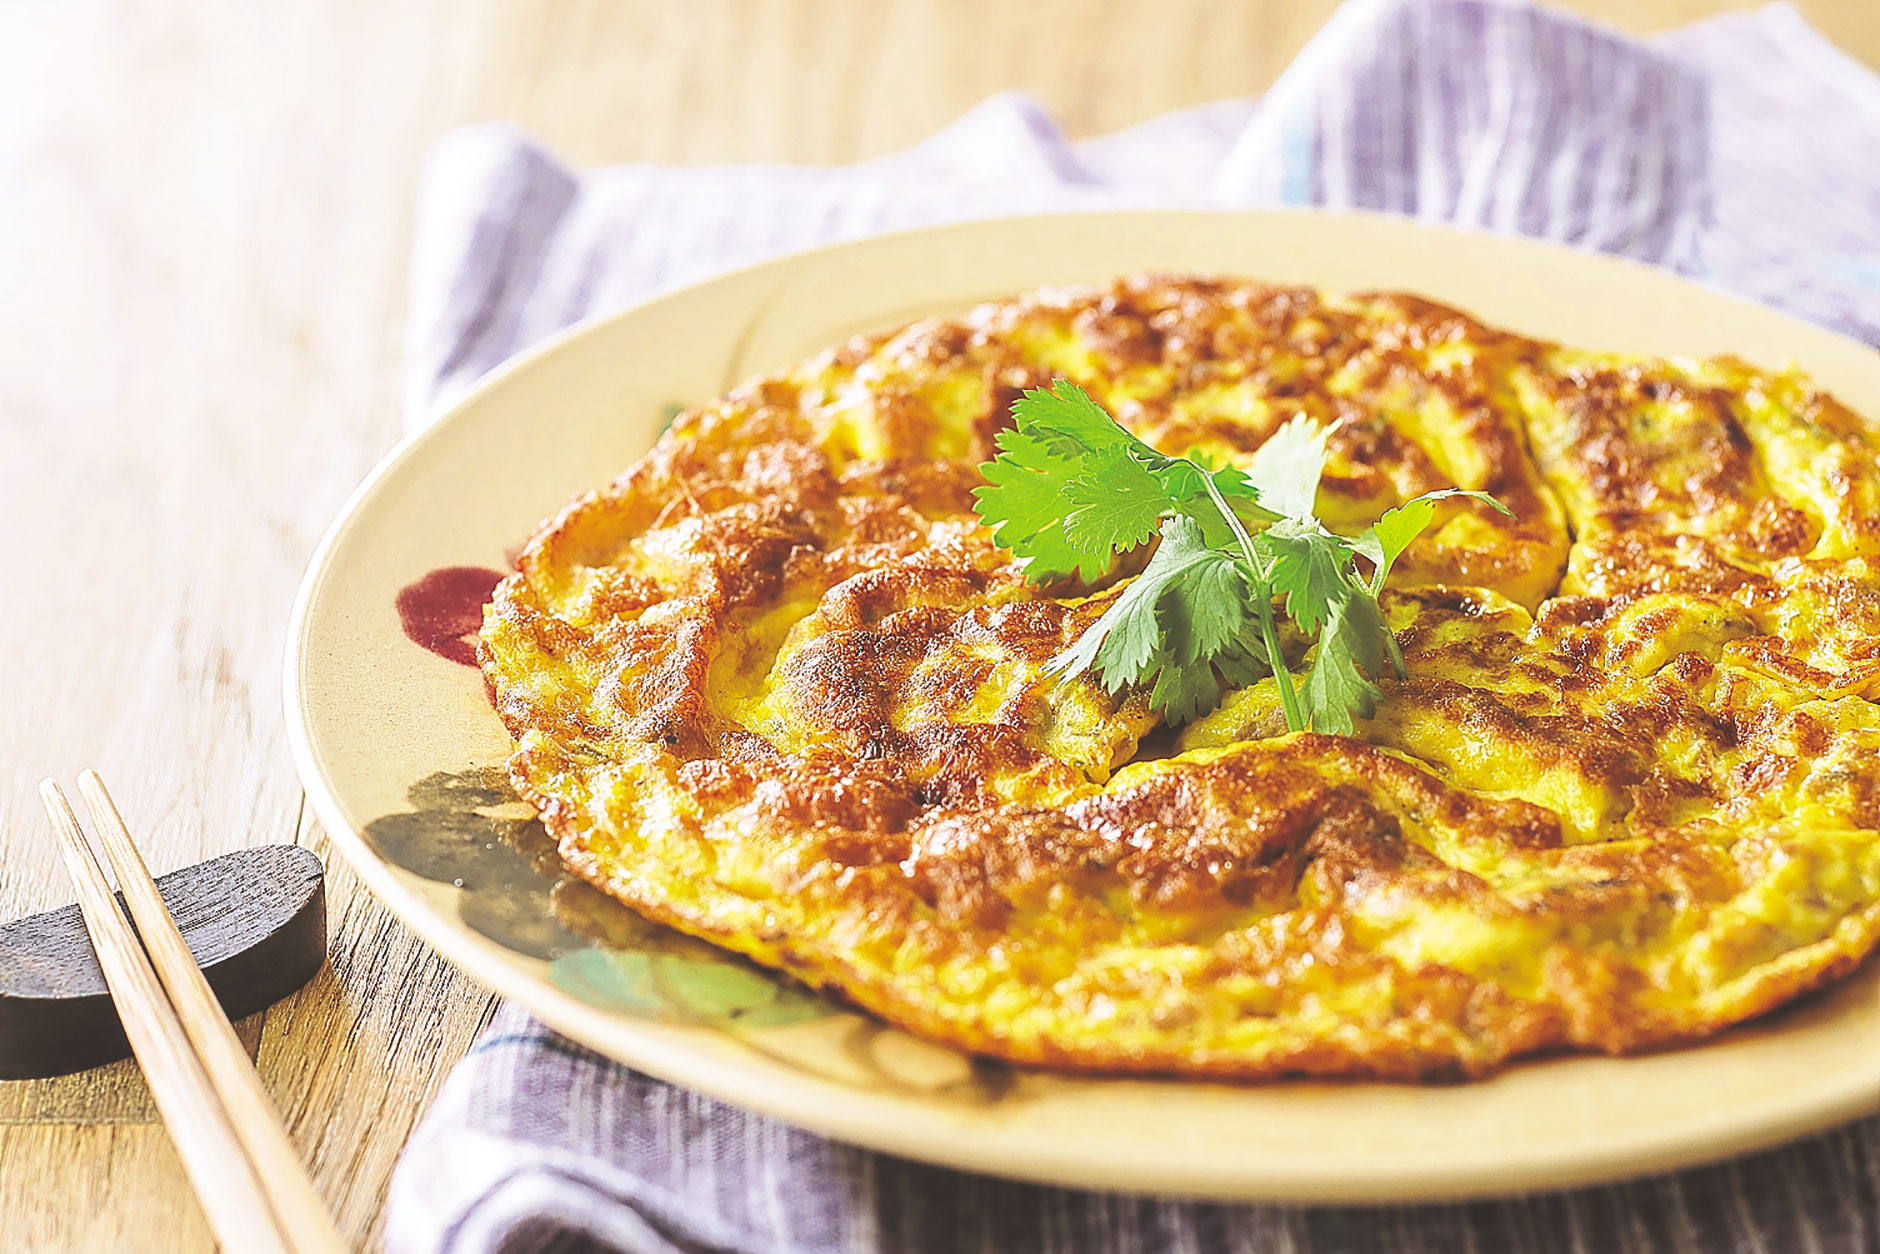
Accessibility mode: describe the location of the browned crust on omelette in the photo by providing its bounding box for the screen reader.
[479,275,1880,1080]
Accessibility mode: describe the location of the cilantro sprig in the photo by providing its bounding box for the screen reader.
[972,380,1511,735]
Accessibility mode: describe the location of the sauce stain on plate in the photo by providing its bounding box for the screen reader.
[396,566,506,666]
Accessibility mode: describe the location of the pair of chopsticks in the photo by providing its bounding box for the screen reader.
[40,772,345,1254]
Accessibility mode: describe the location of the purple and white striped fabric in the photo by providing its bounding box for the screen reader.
[386,3,1880,1251]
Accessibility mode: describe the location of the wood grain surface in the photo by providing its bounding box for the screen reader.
[2,2,1876,1249]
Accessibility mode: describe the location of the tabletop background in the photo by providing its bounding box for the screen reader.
[3,2,1878,1249]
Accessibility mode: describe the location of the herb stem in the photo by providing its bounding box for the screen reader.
[1254,590,1305,731]
[1383,629,1409,680]
[1196,466,1307,733]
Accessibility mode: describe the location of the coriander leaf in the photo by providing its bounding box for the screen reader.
[976,381,1194,582]
[1151,456,1263,511]
[1352,488,1514,595]
[1061,457,1170,555]
[1299,593,1387,735]
[1048,513,1234,684]
[1010,379,1141,454]
[1212,642,1273,690]
[1256,516,1357,638]
[1158,540,1252,665]
[1047,514,1255,720]
[1157,457,1276,549]
[1031,384,1269,528]
[1300,629,1381,735]
[1333,582,1394,683]
[1245,416,1332,519]
[975,377,1516,736]
[1150,658,1232,725]
[1048,574,1159,692]
[977,378,1274,582]
[973,426,1116,583]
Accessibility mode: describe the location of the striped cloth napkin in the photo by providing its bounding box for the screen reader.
[385,3,1880,1250]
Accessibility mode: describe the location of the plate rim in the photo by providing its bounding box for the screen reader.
[284,207,1880,1203]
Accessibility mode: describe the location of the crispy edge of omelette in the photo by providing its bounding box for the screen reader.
[496,717,1880,1080]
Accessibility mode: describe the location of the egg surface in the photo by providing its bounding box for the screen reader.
[479,276,1880,1079]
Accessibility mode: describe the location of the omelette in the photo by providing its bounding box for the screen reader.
[478,276,1880,1080]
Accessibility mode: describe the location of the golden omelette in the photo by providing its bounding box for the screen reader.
[478,276,1880,1080]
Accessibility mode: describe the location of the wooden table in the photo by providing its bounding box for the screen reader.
[3,2,1876,1248]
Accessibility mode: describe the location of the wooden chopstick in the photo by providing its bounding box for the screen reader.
[40,780,292,1254]
[73,770,348,1254]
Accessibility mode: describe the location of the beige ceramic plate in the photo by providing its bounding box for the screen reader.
[286,211,1880,1203]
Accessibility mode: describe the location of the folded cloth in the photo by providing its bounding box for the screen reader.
[386,3,1880,1250]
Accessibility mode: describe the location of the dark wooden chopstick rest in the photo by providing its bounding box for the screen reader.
[0,845,326,1080]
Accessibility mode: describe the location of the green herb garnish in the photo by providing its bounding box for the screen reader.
[972,380,1511,734]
